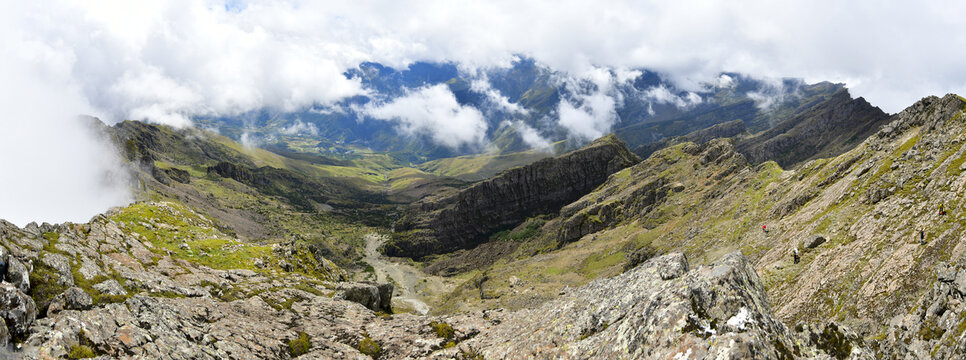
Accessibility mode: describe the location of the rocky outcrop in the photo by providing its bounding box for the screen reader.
[473,93,966,356]
[0,204,488,359]
[450,252,871,359]
[874,262,966,359]
[386,134,641,259]
[736,89,889,168]
[0,198,958,358]
[0,282,36,341]
[47,287,92,314]
[335,282,393,313]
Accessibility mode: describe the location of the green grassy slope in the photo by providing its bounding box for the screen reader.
[432,95,966,342]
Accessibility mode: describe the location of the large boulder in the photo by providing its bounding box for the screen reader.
[335,282,393,313]
[805,235,827,249]
[0,282,36,339]
[48,287,93,314]
[6,257,30,294]
[93,279,127,296]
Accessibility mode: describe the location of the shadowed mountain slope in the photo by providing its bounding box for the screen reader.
[385,135,640,259]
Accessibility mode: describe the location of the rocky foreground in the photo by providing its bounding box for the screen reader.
[0,206,896,359]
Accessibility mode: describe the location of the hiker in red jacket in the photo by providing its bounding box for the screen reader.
[762,225,768,233]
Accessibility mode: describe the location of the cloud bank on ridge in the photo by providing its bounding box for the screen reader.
[4,0,966,224]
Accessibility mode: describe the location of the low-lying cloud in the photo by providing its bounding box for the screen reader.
[363,84,488,149]
[280,120,319,136]
[0,13,132,225]
[7,0,966,224]
[14,0,966,130]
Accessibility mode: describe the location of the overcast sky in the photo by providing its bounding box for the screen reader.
[3,0,966,225]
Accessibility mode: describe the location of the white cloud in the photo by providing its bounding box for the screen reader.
[552,67,628,141]
[5,0,966,127]
[746,78,801,110]
[643,85,703,108]
[363,84,488,149]
[715,74,736,89]
[239,132,264,149]
[280,120,319,136]
[8,0,966,224]
[9,0,966,127]
[508,121,553,150]
[470,78,528,115]
[0,4,133,225]
[558,95,616,142]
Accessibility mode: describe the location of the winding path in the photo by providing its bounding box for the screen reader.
[363,233,446,315]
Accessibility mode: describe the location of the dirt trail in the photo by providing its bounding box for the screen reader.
[363,233,450,315]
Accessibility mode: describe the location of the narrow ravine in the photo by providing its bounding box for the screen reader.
[363,233,449,315]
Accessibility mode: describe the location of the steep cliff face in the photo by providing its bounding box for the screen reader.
[736,89,889,168]
[386,135,640,259]
[548,138,748,246]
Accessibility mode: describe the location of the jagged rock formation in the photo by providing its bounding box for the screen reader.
[447,252,870,359]
[629,89,886,173]
[736,89,889,168]
[874,262,966,358]
[386,135,641,259]
[335,282,394,313]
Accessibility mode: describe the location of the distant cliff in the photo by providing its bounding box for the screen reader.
[736,89,889,167]
[385,135,640,259]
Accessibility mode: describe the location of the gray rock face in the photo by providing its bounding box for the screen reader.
[0,210,910,359]
[4,257,29,294]
[93,279,127,296]
[451,252,871,359]
[736,89,889,168]
[0,282,36,339]
[805,235,827,249]
[48,287,93,314]
[39,253,73,287]
[876,263,966,359]
[387,135,641,259]
[335,282,393,313]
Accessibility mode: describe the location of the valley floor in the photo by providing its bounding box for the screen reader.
[361,233,455,315]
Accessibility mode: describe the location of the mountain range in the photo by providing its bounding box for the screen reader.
[2,61,963,358]
[196,59,880,164]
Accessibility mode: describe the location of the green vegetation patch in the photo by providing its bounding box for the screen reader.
[42,231,60,242]
[578,251,625,278]
[358,335,382,358]
[28,261,70,318]
[67,345,96,359]
[68,330,102,359]
[110,202,271,271]
[288,331,312,357]
[491,217,547,243]
[430,321,455,339]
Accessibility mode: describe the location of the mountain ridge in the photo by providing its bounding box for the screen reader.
[386,134,640,259]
